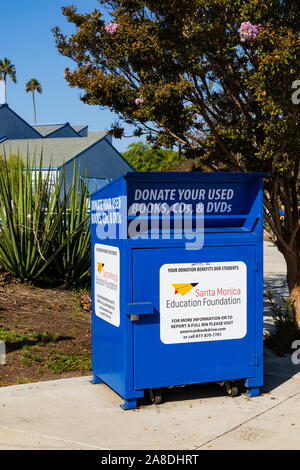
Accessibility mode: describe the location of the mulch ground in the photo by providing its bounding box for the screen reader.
[0,273,92,387]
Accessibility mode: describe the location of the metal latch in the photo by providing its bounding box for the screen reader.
[252,354,261,367]
[126,302,154,321]
[255,260,262,272]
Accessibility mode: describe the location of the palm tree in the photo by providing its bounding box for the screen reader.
[25,78,42,124]
[0,58,17,104]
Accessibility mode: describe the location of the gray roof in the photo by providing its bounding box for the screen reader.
[32,124,66,137]
[72,125,88,133]
[0,132,108,168]
[32,124,86,137]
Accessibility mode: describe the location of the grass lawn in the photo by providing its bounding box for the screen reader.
[0,272,92,386]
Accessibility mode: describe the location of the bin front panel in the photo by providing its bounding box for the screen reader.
[132,245,258,390]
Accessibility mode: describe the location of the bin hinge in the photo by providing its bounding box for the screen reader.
[255,260,262,272]
[126,302,154,321]
[252,354,261,367]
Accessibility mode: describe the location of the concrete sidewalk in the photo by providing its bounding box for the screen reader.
[0,349,299,450]
[0,241,299,450]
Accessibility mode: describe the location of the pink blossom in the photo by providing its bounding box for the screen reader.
[135,98,144,105]
[239,22,262,42]
[105,22,118,34]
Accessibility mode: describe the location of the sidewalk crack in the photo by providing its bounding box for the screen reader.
[0,423,107,450]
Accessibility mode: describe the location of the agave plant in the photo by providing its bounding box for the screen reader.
[54,164,91,287]
[0,153,67,281]
[0,152,91,285]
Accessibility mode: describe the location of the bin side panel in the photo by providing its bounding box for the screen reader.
[90,176,130,397]
[91,239,125,396]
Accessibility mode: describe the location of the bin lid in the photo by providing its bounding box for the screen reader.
[90,171,266,237]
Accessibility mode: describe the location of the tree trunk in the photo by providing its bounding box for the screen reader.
[291,284,300,328]
[4,80,6,104]
[263,177,300,330]
[32,92,36,124]
[282,249,300,329]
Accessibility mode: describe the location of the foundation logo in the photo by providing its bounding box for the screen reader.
[172,283,198,296]
[97,262,105,274]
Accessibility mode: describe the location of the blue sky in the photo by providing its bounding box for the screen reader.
[1,0,139,152]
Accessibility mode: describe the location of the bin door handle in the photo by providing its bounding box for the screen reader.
[126,302,154,321]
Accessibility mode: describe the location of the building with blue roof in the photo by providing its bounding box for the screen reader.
[0,104,133,193]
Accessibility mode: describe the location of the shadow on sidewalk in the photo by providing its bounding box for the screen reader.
[138,348,300,407]
[262,346,300,395]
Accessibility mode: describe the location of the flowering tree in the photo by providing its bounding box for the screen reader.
[53,0,300,326]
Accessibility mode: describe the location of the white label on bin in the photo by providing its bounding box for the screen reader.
[160,261,247,344]
[94,243,120,327]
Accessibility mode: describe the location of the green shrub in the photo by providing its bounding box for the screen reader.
[46,352,91,373]
[264,290,300,355]
[0,327,61,348]
[31,330,60,345]
[22,351,43,363]
[0,327,29,344]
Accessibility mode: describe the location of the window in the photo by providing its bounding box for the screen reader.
[31,169,57,192]
[83,177,109,194]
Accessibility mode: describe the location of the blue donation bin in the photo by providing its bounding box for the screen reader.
[90,172,264,409]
